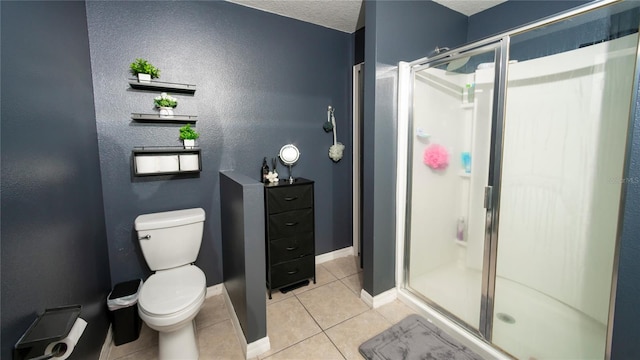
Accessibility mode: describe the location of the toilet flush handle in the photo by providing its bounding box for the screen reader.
[138,234,151,240]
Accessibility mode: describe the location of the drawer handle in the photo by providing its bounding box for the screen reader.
[286,246,298,251]
[284,196,298,201]
[285,222,298,226]
[287,268,299,275]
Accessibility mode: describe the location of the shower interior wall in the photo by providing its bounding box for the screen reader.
[365,0,639,358]
[409,68,490,278]
[495,34,635,326]
[362,0,589,300]
[409,66,494,328]
[406,30,637,360]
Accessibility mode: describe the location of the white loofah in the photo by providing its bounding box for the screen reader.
[327,107,346,162]
[329,142,345,162]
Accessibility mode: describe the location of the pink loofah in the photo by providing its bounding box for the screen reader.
[423,144,449,170]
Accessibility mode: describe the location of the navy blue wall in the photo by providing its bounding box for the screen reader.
[362,0,468,296]
[1,2,111,359]
[220,171,267,343]
[85,1,353,287]
[467,0,590,41]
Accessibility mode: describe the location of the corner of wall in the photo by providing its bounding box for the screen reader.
[222,285,270,359]
[219,171,267,346]
[360,287,397,308]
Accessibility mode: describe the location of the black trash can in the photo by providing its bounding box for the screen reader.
[107,279,143,346]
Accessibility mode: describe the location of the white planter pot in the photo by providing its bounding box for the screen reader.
[159,107,174,118]
[137,73,151,83]
[183,139,195,149]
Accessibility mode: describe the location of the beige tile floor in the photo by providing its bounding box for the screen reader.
[107,255,417,360]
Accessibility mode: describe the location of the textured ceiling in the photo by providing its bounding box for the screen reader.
[226,0,507,33]
[433,0,508,17]
[226,0,363,33]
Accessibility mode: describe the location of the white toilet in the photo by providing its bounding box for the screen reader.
[134,208,207,360]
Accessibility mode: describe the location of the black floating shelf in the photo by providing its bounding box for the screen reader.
[133,146,201,153]
[132,147,202,177]
[128,79,196,94]
[131,113,197,123]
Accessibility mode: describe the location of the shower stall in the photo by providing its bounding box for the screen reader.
[396,1,639,359]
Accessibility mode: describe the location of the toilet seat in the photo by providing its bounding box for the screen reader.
[139,265,206,327]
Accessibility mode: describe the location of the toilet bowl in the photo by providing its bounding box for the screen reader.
[134,208,207,360]
[139,265,206,359]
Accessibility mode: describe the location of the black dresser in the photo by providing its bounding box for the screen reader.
[264,178,316,298]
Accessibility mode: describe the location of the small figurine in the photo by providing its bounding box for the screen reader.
[266,171,279,184]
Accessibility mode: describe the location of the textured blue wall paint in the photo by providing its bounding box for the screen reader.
[220,171,266,343]
[85,1,353,287]
[362,0,468,296]
[0,2,111,359]
[467,0,590,42]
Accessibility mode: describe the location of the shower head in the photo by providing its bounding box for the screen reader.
[429,46,470,72]
[447,56,470,71]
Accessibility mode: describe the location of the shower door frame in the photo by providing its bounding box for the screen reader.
[396,0,637,358]
[401,40,507,342]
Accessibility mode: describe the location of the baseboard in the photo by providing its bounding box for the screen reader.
[360,288,397,309]
[315,246,354,264]
[246,336,271,359]
[222,286,270,359]
[206,283,223,298]
[222,287,248,353]
[98,324,113,360]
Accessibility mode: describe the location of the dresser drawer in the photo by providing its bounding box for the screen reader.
[269,255,315,289]
[269,233,314,265]
[268,209,313,238]
[266,185,313,214]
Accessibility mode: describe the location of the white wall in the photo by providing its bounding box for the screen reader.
[495,34,637,325]
[409,69,474,277]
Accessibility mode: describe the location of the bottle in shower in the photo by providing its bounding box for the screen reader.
[456,217,466,242]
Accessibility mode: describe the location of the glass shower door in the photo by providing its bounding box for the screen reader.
[492,5,639,358]
[405,46,499,332]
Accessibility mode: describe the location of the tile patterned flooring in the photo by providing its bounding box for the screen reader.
[107,255,418,360]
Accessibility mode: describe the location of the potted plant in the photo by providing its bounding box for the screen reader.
[154,92,177,117]
[130,58,160,83]
[179,124,199,149]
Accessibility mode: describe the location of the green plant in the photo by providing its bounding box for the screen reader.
[154,92,178,108]
[179,124,199,140]
[129,58,160,78]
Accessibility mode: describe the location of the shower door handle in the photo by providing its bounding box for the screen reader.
[484,186,493,210]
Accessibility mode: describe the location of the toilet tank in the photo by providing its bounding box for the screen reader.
[134,208,205,271]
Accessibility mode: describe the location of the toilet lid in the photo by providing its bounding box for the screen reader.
[139,266,206,316]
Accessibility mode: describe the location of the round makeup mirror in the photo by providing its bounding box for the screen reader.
[279,144,300,183]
